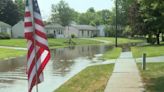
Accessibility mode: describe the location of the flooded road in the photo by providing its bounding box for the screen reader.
[0,45,112,92]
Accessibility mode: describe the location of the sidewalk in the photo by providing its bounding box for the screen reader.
[0,46,27,50]
[104,52,144,92]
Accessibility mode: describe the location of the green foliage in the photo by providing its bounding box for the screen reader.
[47,34,54,38]
[0,0,20,25]
[51,0,75,26]
[78,9,111,25]
[138,0,164,44]
[71,34,76,38]
[55,64,114,92]
[14,0,25,20]
[123,25,132,37]
[0,32,10,39]
[104,25,115,37]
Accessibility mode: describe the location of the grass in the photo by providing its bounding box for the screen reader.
[0,38,101,48]
[0,39,26,47]
[101,47,122,59]
[55,64,114,92]
[0,37,145,48]
[138,63,164,92]
[93,37,145,45]
[131,44,164,58]
[0,48,26,60]
[49,38,102,48]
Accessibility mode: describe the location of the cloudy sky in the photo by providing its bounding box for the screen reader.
[37,0,114,20]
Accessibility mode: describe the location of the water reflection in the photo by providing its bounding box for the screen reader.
[0,45,112,92]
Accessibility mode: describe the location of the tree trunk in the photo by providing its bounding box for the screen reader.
[156,33,160,45]
[162,33,164,41]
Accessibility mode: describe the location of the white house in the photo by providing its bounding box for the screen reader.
[45,24,98,38]
[64,26,79,38]
[0,21,12,37]
[97,25,106,37]
[64,25,98,38]
[73,25,98,38]
[45,24,65,38]
[12,21,24,38]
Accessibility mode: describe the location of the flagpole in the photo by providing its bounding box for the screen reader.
[115,0,118,47]
[29,0,39,92]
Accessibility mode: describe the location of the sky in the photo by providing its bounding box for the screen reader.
[37,0,114,20]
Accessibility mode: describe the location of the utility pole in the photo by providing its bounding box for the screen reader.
[115,0,118,47]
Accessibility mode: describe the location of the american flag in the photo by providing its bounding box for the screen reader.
[24,0,51,92]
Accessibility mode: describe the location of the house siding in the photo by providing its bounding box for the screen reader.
[12,21,24,38]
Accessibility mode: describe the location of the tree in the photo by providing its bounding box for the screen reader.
[14,0,25,20]
[0,0,19,25]
[97,9,111,25]
[51,0,75,26]
[87,7,95,13]
[139,0,164,44]
[127,0,145,37]
[78,8,97,25]
[78,8,111,26]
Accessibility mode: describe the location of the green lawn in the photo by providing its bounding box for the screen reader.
[0,38,101,48]
[0,37,145,48]
[0,48,26,60]
[55,64,114,92]
[93,37,145,45]
[138,63,164,92]
[49,38,102,48]
[0,39,26,47]
[131,44,164,58]
[101,47,122,59]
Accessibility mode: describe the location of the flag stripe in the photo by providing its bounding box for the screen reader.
[28,50,48,92]
[34,18,44,27]
[25,11,31,17]
[35,30,47,39]
[28,48,44,79]
[24,0,50,92]
[25,22,33,27]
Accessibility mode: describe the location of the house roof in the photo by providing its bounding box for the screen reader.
[73,25,97,31]
[45,24,64,29]
[0,21,11,28]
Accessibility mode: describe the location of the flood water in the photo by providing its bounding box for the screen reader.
[0,45,112,92]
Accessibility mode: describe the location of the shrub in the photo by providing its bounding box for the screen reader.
[0,32,10,39]
[146,37,156,44]
[47,34,54,38]
[71,34,76,38]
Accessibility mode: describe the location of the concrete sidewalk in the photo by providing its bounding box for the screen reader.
[104,52,144,92]
[0,46,27,50]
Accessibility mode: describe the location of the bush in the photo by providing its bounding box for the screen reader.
[71,34,76,38]
[146,37,156,44]
[162,36,164,42]
[47,34,54,38]
[0,32,10,39]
